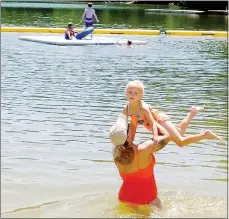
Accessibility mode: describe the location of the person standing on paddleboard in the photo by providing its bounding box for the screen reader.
[80,2,99,28]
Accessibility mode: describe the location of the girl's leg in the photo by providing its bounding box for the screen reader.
[161,120,221,147]
[176,106,204,136]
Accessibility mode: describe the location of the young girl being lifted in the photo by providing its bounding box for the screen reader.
[123,80,221,147]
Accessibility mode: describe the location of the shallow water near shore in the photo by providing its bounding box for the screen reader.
[2,31,227,218]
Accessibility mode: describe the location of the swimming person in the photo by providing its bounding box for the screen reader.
[65,23,78,40]
[80,2,99,28]
[109,114,171,209]
[123,80,221,147]
[127,40,132,47]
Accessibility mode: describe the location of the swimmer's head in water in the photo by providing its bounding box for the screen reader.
[88,2,92,7]
[127,40,132,46]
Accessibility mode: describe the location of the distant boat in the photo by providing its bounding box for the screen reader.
[207,10,228,15]
[145,9,205,14]
[125,1,136,4]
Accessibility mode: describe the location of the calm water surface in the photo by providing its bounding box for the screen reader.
[1,4,228,218]
[1,2,228,30]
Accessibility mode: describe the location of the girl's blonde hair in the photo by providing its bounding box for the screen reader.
[125,80,144,94]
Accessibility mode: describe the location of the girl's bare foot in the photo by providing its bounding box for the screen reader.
[204,130,222,140]
[189,106,204,115]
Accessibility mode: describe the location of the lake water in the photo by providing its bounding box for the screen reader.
[1,2,228,30]
[1,3,228,218]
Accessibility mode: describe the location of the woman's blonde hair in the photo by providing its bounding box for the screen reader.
[113,145,134,165]
[125,80,144,94]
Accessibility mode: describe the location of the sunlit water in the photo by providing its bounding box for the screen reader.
[1,31,228,218]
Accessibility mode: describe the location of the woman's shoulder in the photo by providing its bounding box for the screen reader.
[136,140,157,158]
[135,142,154,166]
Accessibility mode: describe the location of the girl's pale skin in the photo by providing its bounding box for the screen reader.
[124,86,159,146]
[124,86,221,147]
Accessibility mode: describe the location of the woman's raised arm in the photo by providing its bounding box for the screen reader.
[138,123,171,154]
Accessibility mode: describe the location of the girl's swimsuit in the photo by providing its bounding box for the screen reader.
[118,154,157,205]
[128,104,170,132]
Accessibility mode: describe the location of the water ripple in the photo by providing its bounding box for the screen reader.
[1,33,227,206]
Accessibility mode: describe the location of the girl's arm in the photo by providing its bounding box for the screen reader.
[122,106,136,145]
[126,121,136,145]
[122,105,128,117]
[156,122,169,136]
[142,106,159,145]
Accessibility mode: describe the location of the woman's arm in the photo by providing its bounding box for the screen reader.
[151,122,170,152]
[138,135,170,154]
[153,134,171,153]
[138,125,170,154]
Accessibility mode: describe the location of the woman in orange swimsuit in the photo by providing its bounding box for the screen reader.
[112,121,171,209]
[124,80,221,147]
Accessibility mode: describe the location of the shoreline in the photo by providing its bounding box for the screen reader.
[145,9,228,15]
[1,0,228,15]
[1,26,228,37]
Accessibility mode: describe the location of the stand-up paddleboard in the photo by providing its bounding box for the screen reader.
[18,35,148,46]
[76,27,94,40]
